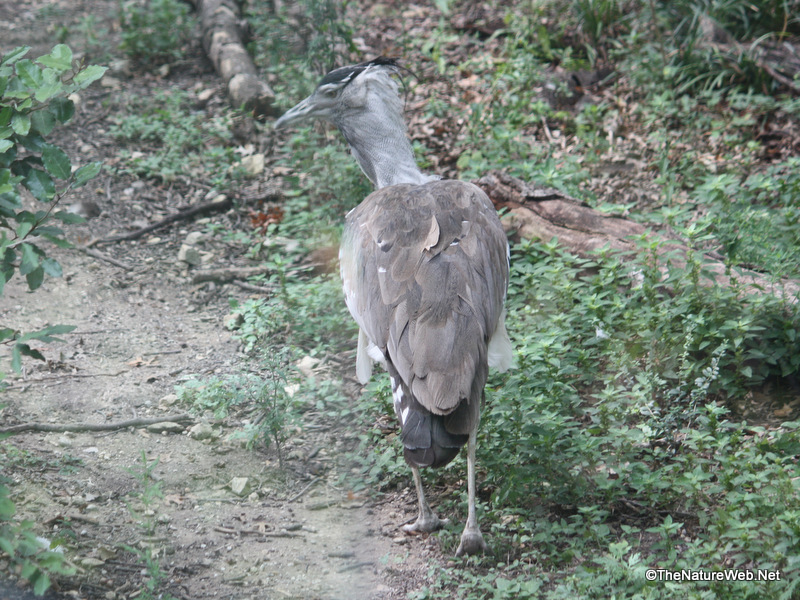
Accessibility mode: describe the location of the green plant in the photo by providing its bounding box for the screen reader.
[0,45,104,293]
[118,0,195,64]
[0,44,104,381]
[177,357,303,465]
[123,451,177,600]
[0,476,75,595]
[109,89,239,185]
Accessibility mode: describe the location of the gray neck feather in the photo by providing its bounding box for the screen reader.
[334,73,436,190]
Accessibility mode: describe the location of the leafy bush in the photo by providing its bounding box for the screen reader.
[1,44,104,294]
[118,0,196,65]
[0,478,74,595]
[1,44,104,380]
[0,43,103,594]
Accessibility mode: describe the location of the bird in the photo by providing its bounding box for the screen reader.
[274,57,512,556]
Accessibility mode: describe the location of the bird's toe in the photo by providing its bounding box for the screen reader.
[403,514,448,534]
[455,527,487,557]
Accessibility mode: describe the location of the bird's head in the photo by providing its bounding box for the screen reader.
[274,57,403,130]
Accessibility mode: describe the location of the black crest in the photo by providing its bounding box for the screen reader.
[318,57,399,89]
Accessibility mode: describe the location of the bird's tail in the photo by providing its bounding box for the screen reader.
[388,368,468,469]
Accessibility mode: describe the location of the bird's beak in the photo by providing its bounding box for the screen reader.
[273,95,315,130]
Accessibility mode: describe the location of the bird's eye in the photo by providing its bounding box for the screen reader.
[324,89,337,98]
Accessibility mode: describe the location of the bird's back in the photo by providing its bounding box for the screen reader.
[340,179,510,467]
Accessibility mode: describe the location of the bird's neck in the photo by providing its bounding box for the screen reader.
[337,104,433,189]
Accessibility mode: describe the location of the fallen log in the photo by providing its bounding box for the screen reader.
[475,170,800,301]
[188,0,277,116]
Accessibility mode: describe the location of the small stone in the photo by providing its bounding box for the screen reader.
[241,154,265,177]
[230,477,252,497]
[189,423,216,441]
[185,231,205,246]
[296,355,320,379]
[197,88,215,102]
[160,393,179,407]
[80,557,106,567]
[178,244,202,266]
[146,422,184,434]
[224,312,244,330]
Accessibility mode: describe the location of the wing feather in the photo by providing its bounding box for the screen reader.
[341,180,509,424]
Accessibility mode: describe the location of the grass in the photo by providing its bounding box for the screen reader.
[108,88,242,186]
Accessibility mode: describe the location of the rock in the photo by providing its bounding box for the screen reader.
[185,231,205,246]
[160,393,179,408]
[178,244,202,266]
[224,312,244,330]
[230,477,252,497]
[296,355,320,379]
[197,88,215,103]
[146,421,184,434]
[241,154,265,177]
[189,422,216,441]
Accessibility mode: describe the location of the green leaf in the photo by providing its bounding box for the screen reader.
[11,343,22,371]
[25,264,44,290]
[15,59,43,89]
[11,112,30,136]
[18,242,39,275]
[1,46,30,67]
[42,144,71,179]
[73,65,106,88]
[41,257,62,277]
[33,68,63,102]
[53,211,85,224]
[0,106,11,127]
[36,44,73,71]
[15,220,34,239]
[48,97,74,123]
[18,343,46,362]
[19,324,76,343]
[32,572,52,596]
[18,132,46,153]
[31,108,56,136]
[0,139,11,154]
[73,161,102,186]
[0,533,15,555]
[23,167,55,201]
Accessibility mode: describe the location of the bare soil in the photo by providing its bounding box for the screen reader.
[1,2,443,598]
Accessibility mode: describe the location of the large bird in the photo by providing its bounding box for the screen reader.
[274,57,512,556]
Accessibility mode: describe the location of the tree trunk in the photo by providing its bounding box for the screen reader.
[475,170,800,301]
[189,0,277,117]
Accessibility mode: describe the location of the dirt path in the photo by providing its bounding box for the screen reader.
[2,240,413,599]
[1,2,437,598]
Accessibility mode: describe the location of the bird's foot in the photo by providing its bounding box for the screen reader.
[402,512,448,534]
[455,526,487,557]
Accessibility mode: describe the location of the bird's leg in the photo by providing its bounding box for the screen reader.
[403,466,448,533]
[455,427,488,556]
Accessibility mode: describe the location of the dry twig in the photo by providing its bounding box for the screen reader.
[0,413,193,435]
